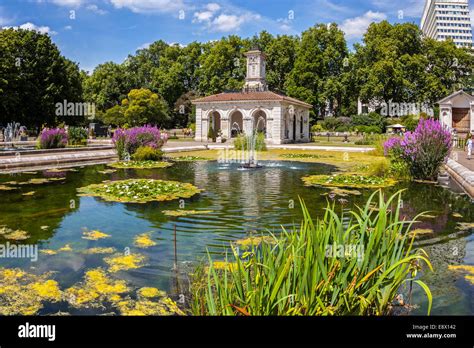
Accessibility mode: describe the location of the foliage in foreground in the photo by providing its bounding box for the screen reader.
[190,191,433,316]
[77,179,202,203]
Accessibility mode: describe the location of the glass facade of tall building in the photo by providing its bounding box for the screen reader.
[421,0,473,48]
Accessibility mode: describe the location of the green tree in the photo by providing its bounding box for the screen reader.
[197,36,246,95]
[285,23,349,120]
[0,28,83,127]
[83,62,130,111]
[121,88,169,126]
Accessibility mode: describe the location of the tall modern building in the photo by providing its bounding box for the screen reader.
[421,0,473,48]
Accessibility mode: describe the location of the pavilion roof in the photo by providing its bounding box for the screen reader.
[192,91,312,108]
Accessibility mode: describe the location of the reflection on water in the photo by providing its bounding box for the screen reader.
[0,161,473,315]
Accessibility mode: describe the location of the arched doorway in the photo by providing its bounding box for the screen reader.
[208,111,221,137]
[229,111,243,138]
[252,110,267,135]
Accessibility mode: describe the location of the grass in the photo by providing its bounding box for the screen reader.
[190,191,433,316]
[166,149,386,174]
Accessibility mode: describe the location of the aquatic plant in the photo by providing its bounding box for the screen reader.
[38,128,68,149]
[172,156,212,162]
[384,119,452,181]
[190,191,433,316]
[108,161,173,169]
[82,230,111,241]
[65,268,129,308]
[131,146,163,161]
[280,153,322,159]
[162,209,213,217]
[81,247,116,255]
[104,253,147,273]
[302,174,396,189]
[0,227,29,240]
[77,179,202,204]
[134,233,156,248]
[0,268,62,315]
[448,265,474,285]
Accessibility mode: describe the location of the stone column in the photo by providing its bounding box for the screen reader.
[271,106,283,144]
[440,104,452,131]
[221,113,229,140]
[194,108,203,141]
[470,102,474,133]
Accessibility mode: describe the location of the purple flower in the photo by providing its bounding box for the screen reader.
[39,128,68,149]
[113,125,166,159]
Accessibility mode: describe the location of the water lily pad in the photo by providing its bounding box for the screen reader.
[98,169,117,174]
[302,174,396,189]
[452,212,463,218]
[77,179,202,204]
[108,161,173,169]
[172,156,211,162]
[0,185,17,191]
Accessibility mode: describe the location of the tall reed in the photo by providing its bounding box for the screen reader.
[190,190,433,316]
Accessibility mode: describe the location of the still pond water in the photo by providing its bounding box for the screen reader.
[0,160,473,315]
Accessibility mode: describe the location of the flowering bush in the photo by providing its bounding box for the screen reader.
[112,126,167,160]
[38,128,68,149]
[384,119,452,180]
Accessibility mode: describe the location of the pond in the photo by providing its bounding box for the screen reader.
[0,160,473,315]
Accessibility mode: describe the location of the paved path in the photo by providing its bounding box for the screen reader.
[453,149,474,171]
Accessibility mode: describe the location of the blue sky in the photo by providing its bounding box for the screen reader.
[0,0,472,72]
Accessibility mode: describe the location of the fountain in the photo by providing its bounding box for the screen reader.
[2,122,22,151]
[240,116,266,169]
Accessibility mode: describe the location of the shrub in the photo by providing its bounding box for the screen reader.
[38,128,68,149]
[321,117,350,132]
[67,127,88,146]
[190,192,433,316]
[384,119,452,181]
[355,125,382,134]
[131,146,163,161]
[234,133,267,151]
[311,124,324,133]
[351,112,387,133]
[400,115,419,132]
[113,126,166,160]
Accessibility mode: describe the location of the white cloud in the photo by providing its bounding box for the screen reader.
[205,3,220,12]
[109,0,185,14]
[137,42,151,50]
[37,0,84,7]
[340,11,387,39]
[3,22,56,35]
[86,4,107,15]
[64,25,73,30]
[211,13,260,32]
[193,11,214,23]
[192,2,261,32]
